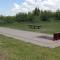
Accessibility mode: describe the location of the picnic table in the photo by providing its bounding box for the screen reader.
[28,24,41,29]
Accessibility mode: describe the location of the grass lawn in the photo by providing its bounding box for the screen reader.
[0,21,60,34]
[0,34,60,60]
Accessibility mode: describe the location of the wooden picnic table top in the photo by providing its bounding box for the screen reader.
[28,24,41,27]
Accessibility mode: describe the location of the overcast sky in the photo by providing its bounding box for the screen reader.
[0,0,60,16]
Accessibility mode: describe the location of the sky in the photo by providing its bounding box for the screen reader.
[0,0,60,16]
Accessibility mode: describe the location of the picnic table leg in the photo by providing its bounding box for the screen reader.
[34,26,35,29]
[38,26,40,29]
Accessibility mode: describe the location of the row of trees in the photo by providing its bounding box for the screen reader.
[16,8,60,23]
[0,8,60,24]
[0,15,15,24]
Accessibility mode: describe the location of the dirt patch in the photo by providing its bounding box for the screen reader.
[0,50,8,60]
[0,54,7,60]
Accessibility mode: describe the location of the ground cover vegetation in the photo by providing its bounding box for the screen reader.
[0,34,60,60]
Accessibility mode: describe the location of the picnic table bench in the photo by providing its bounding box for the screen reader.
[28,24,41,29]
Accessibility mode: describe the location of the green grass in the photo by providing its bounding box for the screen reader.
[0,21,60,34]
[0,34,60,60]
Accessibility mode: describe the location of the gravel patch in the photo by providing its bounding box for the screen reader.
[0,27,60,48]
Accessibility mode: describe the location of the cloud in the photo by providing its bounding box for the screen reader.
[11,0,60,15]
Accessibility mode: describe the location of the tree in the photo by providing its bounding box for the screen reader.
[40,10,50,21]
[32,8,40,16]
[16,13,28,22]
[0,15,5,24]
[0,15,16,24]
[5,16,16,23]
[27,12,34,22]
[54,9,60,20]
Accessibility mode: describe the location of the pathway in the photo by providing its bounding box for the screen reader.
[0,27,60,48]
